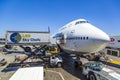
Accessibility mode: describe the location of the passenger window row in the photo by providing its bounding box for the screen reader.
[67,37,88,40]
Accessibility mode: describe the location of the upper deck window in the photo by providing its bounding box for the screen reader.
[75,21,88,25]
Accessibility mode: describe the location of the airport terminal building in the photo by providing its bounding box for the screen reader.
[102,35,120,60]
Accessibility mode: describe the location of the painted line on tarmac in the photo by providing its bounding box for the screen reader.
[46,70,65,80]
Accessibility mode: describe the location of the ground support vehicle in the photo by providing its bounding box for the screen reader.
[46,44,60,55]
[35,45,63,68]
[9,67,44,80]
[4,44,63,70]
[0,58,7,66]
[85,53,101,61]
[107,59,120,65]
[4,54,63,71]
[4,31,63,68]
[5,30,50,52]
[81,61,120,80]
[49,55,63,67]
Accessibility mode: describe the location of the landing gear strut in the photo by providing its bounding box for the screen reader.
[74,54,82,68]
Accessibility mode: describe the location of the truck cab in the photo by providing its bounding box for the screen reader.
[49,55,63,67]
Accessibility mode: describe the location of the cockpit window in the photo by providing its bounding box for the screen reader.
[75,21,88,25]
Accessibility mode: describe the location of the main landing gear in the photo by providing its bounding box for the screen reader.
[73,54,82,68]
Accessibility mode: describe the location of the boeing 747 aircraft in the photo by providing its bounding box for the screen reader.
[53,19,110,54]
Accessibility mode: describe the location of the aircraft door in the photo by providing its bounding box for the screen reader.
[60,34,66,44]
[56,33,66,44]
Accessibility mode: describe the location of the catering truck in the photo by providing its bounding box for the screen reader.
[5,30,50,52]
[6,31,50,45]
[4,30,63,68]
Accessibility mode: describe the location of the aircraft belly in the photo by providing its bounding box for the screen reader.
[59,39,102,54]
[59,40,90,54]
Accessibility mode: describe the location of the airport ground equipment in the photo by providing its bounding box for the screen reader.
[9,67,44,80]
[36,44,63,67]
[46,44,60,55]
[100,48,120,65]
[0,38,5,44]
[49,55,63,67]
[93,51,120,65]
[5,30,50,52]
[6,44,63,68]
[33,44,63,67]
[107,59,120,65]
[81,61,120,80]
[44,45,63,67]
[13,53,63,68]
[0,58,7,66]
[4,30,63,68]
[85,53,101,61]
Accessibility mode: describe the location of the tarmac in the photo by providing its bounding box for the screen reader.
[0,46,85,80]
[0,46,120,80]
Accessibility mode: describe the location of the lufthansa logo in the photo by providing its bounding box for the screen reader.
[10,32,22,43]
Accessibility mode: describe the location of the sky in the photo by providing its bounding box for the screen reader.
[0,0,120,37]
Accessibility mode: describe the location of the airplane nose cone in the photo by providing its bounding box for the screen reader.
[103,36,110,42]
[93,30,110,52]
[97,33,110,43]
[95,30,110,42]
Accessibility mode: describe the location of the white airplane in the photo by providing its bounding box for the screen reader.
[53,19,110,54]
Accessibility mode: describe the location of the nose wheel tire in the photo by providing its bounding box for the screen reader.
[74,61,82,68]
[5,45,12,49]
[74,61,79,68]
[57,62,62,67]
[88,72,97,80]
[24,47,31,52]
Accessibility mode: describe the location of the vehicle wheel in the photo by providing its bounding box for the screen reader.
[74,61,79,68]
[1,61,7,66]
[25,64,30,67]
[88,72,97,80]
[24,47,31,52]
[74,60,82,68]
[94,56,100,61]
[79,61,82,66]
[86,55,92,61]
[21,64,30,68]
[57,62,62,67]
[5,45,12,49]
